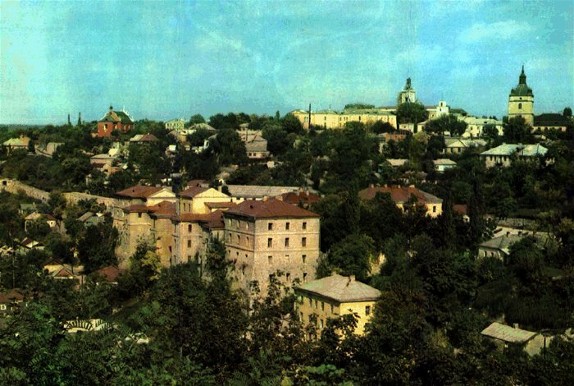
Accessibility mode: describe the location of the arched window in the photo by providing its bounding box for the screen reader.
[518,103,522,109]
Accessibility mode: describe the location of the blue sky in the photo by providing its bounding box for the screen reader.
[1,0,573,124]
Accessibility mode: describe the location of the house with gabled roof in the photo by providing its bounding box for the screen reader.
[359,185,443,217]
[97,105,134,137]
[295,274,381,337]
[223,199,320,296]
[178,185,233,215]
[3,136,31,154]
[480,143,548,168]
[115,185,176,206]
[129,133,159,143]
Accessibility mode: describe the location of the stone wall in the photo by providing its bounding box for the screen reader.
[0,179,124,209]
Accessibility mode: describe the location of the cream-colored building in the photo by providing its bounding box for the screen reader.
[223,199,320,296]
[461,116,504,138]
[165,118,186,131]
[508,66,534,125]
[295,274,381,337]
[291,109,397,130]
[480,143,548,168]
[358,185,443,218]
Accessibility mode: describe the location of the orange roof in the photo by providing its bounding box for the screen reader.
[175,210,225,229]
[358,185,442,204]
[124,201,176,217]
[179,186,208,198]
[205,201,236,209]
[0,289,25,303]
[93,266,123,282]
[225,199,320,219]
[116,185,164,198]
[280,191,321,206]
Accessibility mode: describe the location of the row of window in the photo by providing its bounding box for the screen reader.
[268,254,307,264]
[267,221,307,231]
[267,237,307,247]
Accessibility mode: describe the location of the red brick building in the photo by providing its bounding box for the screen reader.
[97,106,134,137]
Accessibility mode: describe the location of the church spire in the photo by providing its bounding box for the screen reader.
[519,65,527,85]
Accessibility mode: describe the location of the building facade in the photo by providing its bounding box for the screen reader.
[97,106,134,138]
[295,274,381,337]
[223,199,320,296]
[358,185,443,218]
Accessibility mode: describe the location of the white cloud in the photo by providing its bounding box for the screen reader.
[459,20,533,43]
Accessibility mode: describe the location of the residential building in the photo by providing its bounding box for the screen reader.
[533,113,570,133]
[481,322,549,356]
[433,158,457,173]
[165,118,186,131]
[35,142,63,157]
[478,234,524,260]
[245,139,271,160]
[461,116,504,138]
[358,185,443,217]
[443,138,486,155]
[129,133,159,143]
[278,190,321,209]
[3,136,30,153]
[115,185,176,206]
[178,185,234,214]
[0,289,26,316]
[223,199,320,296]
[97,105,134,138]
[480,143,548,168]
[508,66,534,125]
[295,274,381,337]
[223,184,304,202]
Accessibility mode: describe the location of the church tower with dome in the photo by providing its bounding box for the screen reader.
[508,66,534,125]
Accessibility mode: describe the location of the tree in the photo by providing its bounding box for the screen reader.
[344,103,375,110]
[321,234,376,281]
[396,101,429,124]
[424,115,467,136]
[563,107,572,118]
[370,120,395,134]
[189,114,206,125]
[77,217,118,273]
[503,116,534,143]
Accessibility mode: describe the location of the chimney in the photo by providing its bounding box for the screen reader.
[347,275,355,286]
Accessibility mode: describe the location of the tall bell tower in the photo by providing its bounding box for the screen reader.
[508,66,534,125]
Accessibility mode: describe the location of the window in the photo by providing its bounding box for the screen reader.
[320,319,324,328]
[286,272,291,282]
[188,224,192,232]
[285,238,290,247]
[518,103,522,109]
[302,237,307,247]
[268,222,273,230]
[303,272,307,282]
[432,206,436,213]
[302,254,306,263]
[138,213,142,218]
[302,222,307,230]
[187,240,191,248]
[321,301,324,311]
[286,222,290,230]
[330,304,334,313]
[268,255,272,264]
[365,305,372,316]
[237,234,240,243]
[267,238,273,247]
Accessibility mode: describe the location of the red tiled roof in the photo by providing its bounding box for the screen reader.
[358,185,442,204]
[225,199,320,219]
[453,204,468,216]
[205,201,236,209]
[280,191,321,206]
[186,179,208,188]
[202,210,225,229]
[116,185,164,198]
[93,266,123,282]
[179,186,208,198]
[174,210,225,229]
[0,289,25,303]
[123,201,176,217]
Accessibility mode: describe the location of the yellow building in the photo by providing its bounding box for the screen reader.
[223,199,320,296]
[508,66,534,125]
[295,274,381,337]
[291,109,397,130]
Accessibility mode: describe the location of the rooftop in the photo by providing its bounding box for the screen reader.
[225,198,320,219]
[359,185,443,204]
[116,185,166,199]
[481,322,537,343]
[296,274,381,303]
